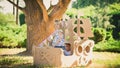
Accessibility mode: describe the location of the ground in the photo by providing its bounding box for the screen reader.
[0,48,120,68]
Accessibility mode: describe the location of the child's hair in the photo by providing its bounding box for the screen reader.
[64,43,72,56]
[65,43,71,46]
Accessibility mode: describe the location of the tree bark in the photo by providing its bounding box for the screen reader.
[12,0,15,15]
[16,0,19,25]
[7,0,71,54]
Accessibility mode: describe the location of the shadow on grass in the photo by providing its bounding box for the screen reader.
[0,63,34,68]
[0,50,34,68]
[108,65,120,68]
[93,49,120,53]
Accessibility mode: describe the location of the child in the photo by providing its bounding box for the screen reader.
[64,43,72,56]
[52,29,65,49]
[52,20,65,49]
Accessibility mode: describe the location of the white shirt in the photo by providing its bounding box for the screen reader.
[64,50,71,56]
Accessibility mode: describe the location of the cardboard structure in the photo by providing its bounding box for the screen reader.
[32,18,94,67]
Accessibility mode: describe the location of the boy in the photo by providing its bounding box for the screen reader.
[64,43,72,56]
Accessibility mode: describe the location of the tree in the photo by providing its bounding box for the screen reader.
[16,0,19,25]
[72,0,120,8]
[7,0,71,54]
[0,0,3,9]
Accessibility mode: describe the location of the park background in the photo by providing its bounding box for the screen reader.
[0,0,120,68]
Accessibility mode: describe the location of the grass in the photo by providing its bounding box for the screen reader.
[0,48,33,68]
[0,56,33,68]
[0,48,120,68]
[91,52,120,68]
[93,40,120,53]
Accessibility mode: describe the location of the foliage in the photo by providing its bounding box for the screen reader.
[92,28,106,43]
[66,5,96,18]
[0,13,26,48]
[0,13,15,25]
[66,6,114,29]
[72,0,120,8]
[71,1,120,30]
[105,30,114,41]
[67,1,120,41]
[92,27,115,43]
[0,25,26,47]
[109,13,120,40]
[109,3,120,14]
[91,7,113,29]
[0,24,27,48]
[0,13,8,25]
[94,40,120,52]
[66,8,78,18]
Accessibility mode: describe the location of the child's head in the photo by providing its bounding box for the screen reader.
[65,43,71,51]
[58,30,63,36]
[54,20,60,29]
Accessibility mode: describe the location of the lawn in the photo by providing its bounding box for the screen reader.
[0,48,120,68]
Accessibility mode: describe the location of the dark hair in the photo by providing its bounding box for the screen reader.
[55,20,60,22]
[65,43,71,46]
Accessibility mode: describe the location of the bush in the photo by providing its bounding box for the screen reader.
[66,8,78,18]
[106,30,114,41]
[0,13,26,48]
[0,24,27,48]
[109,3,120,15]
[92,28,115,43]
[92,28,106,43]
[94,40,120,52]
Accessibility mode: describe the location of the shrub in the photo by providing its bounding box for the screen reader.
[109,3,120,15]
[0,13,26,48]
[92,28,106,43]
[94,40,120,52]
[106,30,114,41]
[0,24,27,48]
[66,8,77,18]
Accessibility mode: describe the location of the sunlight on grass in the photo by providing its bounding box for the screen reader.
[92,52,120,68]
[0,48,26,55]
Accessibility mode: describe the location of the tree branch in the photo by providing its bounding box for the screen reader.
[49,0,71,20]
[37,0,49,22]
[7,0,25,12]
[47,0,57,14]
[47,5,55,14]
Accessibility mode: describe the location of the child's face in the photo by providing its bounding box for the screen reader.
[65,44,71,51]
[59,31,63,37]
[55,23,60,29]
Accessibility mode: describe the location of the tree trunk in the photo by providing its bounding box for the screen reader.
[24,0,55,54]
[7,0,71,54]
[12,0,15,15]
[16,0,19,25]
